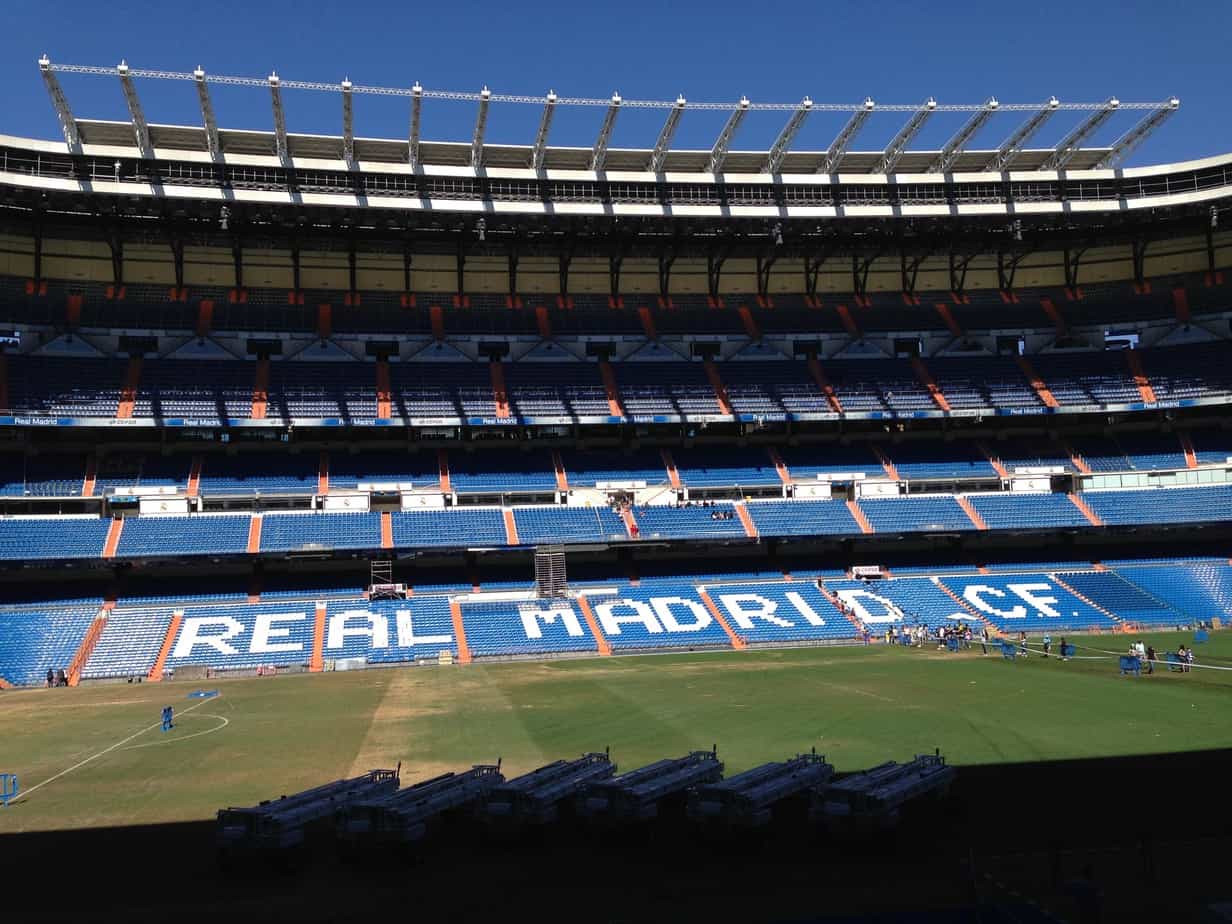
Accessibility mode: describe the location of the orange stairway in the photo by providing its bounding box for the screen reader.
[318,451,330,496]
[660,449,682,489]
[1065,444,1092,475]
[806,356,844,413]
[67,614,108,686]
[0,677,12,690]
[186,455,203,497]
[449,600,472,664]
[1068,493,1103,527]
[251,358,270,420]
[380,511,394,549]
[115,357,142,419]
[834,304,861,338]
[551,450,569,491]
[503,508,520,545]
[814,583,866,634]
[309,603,326,672]
[956,496,988,530]
[871,445,900,480]
[576,596,613,655]
[696,587,747,649]
[734,502,759,538]
[637,306,658,340]
[1015,356,1059,409]
[703,359,734,415]
[1179,432,1198,470]
[977,442,1010,479]
[1039,297,1067,334]
[736,305,761,340]
[375,359,392,420]
[597,359,626,417]
[1124,350,1157,404]
[768,447,792,484]
[147,612,183,682]
[81,456,98,497]
[247,513,263,554]
[909,356,950,411]
[934,302,963,337]
[846,499,873,534]
[438,449,452,493]
[102,517,124,559]
[490,359,511,418]
[620,505,640,539]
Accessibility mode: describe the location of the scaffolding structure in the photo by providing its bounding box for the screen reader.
[534,545,567,599]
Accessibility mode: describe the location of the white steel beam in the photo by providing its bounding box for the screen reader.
[1095,97,1179,168]
[530,91,558,170]
[876,98,937,174]
[928,97,998,173]
[471,86,491,169]
[268,72,289,162]
[116,60,152,158]
[765,98,813,174]
[987,97,1059,172]
[37,55,79,150]
[820,98,874,174]
[1042,97,1120,171]
[193,66,221,159]
[341,79,355,163]
[590,92,622,171]
[408,82,423,168]
[647,95,686,173]
[709,97,751,174]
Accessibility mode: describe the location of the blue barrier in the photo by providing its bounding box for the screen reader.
[0,773,17,807]
[1000,641,1017,660]
[946,637,961,652]
[1165,652,1185,672]
[1195,631,1209,644]
[1061,644,1076,658]
[1119,656,1141,676]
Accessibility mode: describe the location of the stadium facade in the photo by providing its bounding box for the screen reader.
[1,61,1231,684]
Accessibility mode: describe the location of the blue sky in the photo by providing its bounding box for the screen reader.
[3,0,1229,166]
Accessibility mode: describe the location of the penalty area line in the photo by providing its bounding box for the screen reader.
[11,695,218,804]
[120,713,230,750]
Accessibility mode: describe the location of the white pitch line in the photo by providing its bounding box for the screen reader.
[120,713,230,750]
[12,695,217,804]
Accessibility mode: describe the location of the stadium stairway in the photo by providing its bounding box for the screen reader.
[910,356,951,412]
[380,511,394,549]
[1048,574,1123,628]
[375,359,392,420]
[490,358,511,419]
[66,612,108,686]
[1067,493,1103,526]
[1014,356,1060,409]
[1179,432,1199,469]
[767,447,792,484]
[846,499,874,534]
[1065,444,1093,475]
[449,600,472,663]
[695,587,748,649]
[247,514,263,554]
[806,356,844,413]
[1124,350,1158,404]
[102,518,124,559]
[251,358,270,420]
[813,582,866,634]
[660,449,682,489]
[437,449,451,493]
[955,496,988,530]
[310,602,326,671]
[597,359,627,417]
[551,450,569,491]
[146,611,182,682]
[82,456,97,497]
[703,359,734,415]
[929,578,996,634]
[575,596,613,655]
[116,357,142,420]
[977,442,1010,479]
[734,502,758,538]
[871,446,900,480]
[318,452,329,496]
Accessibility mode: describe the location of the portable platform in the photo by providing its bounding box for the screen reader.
[687,752,834,828]
[338,763,504,847]
[216,768,399,856]
[579,749,724,824]
[483,752,615,827]
[811,753,953,833]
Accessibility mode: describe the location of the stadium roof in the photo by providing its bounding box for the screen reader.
[39,58,1180,176]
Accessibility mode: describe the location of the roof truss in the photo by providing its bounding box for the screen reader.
[116,61,152,159]
[1042,98,1120,171]
[876,98,937,174]
[765,98,813,174]
[530,91,558,170]
[590,93,622,171]
[1095,97,1179,169]
[192,67,220,159]
[471,86,491,169]
[820,99,874,174]
[987,98,1059,172]
[268,73,289,163]
[647,96,686,173]
[709,97,750,174]
[928,98,997,173]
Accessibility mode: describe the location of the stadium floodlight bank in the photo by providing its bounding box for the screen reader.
[337,763,504,849]
[686,752,835,829]
[810,753,955,834]
[577,748,724,825]
[215,767,399,859]
[482,752,615,828]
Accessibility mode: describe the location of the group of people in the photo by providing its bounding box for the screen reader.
[1128,639,1194,673]
[45,668,67,687]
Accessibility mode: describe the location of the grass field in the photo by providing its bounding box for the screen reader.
[2,630,1231,834]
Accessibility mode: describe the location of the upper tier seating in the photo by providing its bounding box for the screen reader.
[966,492,1089,529]
[883,442,996,480]
[744,500,863,536]
[1030,352,1140,406]
[328,452,440,490]
[389,508,506,548]
[671,448,781,487]
[0,517,112,560]
[117,513,251,557]
[5,355,124,417]
[1140,342,1232,403]
[633,504,748,540]
[503,362,612,419]
[1188,429,1232,465]
[859,495,975,533]
[1081,484,1232,525]
[197,454,320,495]
[823,359,934,414]
[388,361,491,420]
[512,506,626,544]
[718,362,831,417]
[987,439,1075,474]
[926,356,1043,411]
[559,450,671,488]
[449,453,557,494]
[93,455,190,495]
[611,361,719,419]
[779,445,881,480]
[0,453,85,496]
[266,360,377,422]
[132,359,254,423]
[260,512,381,552]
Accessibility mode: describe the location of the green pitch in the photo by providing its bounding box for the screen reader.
[2,630,1230,834]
